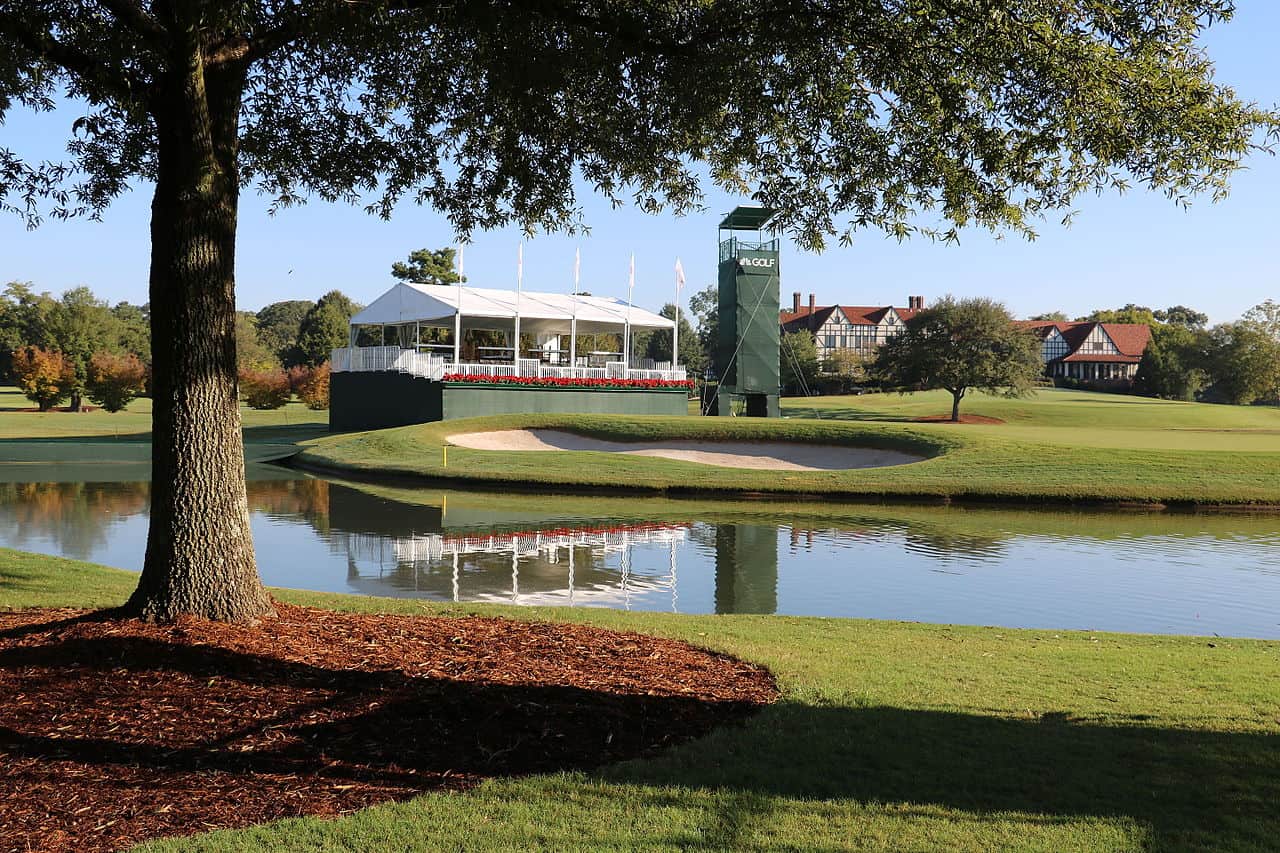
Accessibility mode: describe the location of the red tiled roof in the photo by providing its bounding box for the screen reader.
[780,304,916,330]
[1100,323,1152,357]
[1014,320,1151,363]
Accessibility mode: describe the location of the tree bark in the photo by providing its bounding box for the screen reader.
[124,45,273,622]
[951,389,963,422]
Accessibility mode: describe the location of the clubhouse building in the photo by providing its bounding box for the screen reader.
[1016,320,1152,383]
[779,293,926,362]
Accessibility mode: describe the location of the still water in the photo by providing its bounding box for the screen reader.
[2,467,1279,638]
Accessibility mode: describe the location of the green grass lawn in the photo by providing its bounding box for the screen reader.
[298,389,1280,506]
[3,548,1278,852]
[0,386,328,464]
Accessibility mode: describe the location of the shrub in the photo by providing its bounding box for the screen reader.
[11,346,76,411]
[86,352,148,412]
[295,362,331,410]
[238,368,291,409]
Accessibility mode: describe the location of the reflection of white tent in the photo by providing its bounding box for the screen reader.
[351,282,674,337]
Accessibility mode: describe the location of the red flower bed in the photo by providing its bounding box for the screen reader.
[443,373,693,390]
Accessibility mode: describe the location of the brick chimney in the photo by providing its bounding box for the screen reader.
[793,292,801,313]
[907,295,925,310]
[808,294,817,330]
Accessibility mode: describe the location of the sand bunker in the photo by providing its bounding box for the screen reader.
[446,429,923,471]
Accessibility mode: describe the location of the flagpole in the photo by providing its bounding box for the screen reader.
[453,243,464,367]
[570,247,580,371]
[514,242,523,372]
[673,257,685,371]
[625,252,635,375]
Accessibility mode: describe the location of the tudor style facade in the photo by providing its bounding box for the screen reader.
[780,293,926,363]
[1016,321,1152,383]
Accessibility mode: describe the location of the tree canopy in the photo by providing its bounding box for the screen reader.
[391,248,463,286]
[296,291,359,367]
[3,2,1275,245]
[873,296,1043,421]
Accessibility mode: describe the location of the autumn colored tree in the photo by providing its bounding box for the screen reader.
[86,352,149,412]
[238,368,291,410]
[11,346,76,411]
[295,362,331,410]
[3,1,1276,622]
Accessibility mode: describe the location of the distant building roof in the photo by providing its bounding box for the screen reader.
[781,304,919,332]
[1014,320,1151,363]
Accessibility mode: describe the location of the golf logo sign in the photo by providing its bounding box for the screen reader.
[738,257,776,270]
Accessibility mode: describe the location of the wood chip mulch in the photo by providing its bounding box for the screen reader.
[0,604,776,853]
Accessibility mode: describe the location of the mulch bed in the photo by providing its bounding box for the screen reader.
[0,604,776,853]
[912,414,1006,425]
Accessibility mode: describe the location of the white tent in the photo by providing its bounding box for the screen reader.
[350,282,674,336]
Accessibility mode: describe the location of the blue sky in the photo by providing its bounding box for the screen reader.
[1,7,1276,322]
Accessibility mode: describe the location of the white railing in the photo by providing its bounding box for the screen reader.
[331,346,687,383]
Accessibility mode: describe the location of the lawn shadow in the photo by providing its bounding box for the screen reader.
[608,700,1280,851]
[782,406,916,422]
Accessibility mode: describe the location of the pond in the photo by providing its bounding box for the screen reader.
[2,465,1279,638]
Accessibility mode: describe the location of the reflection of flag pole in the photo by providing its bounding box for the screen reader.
[570,247,580,370]
[514,242,523,372]
[673,257,685,370]
[625,253,635,374]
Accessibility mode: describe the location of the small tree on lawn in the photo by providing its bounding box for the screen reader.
[874,297,1042,422]
[86,352,149,412]
[11,346,76,411]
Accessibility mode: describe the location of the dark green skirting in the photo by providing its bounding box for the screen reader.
[331,372,688,431]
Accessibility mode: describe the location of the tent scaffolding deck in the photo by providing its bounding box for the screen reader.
[329,281,689,431]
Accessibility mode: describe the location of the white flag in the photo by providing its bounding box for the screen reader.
[573,247,581,293]
[674,258,685,292]
[517,242,523,290]
[456,243,465,279]
[628,253,635,295]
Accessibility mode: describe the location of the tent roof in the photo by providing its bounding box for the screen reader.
[350,282,675,334]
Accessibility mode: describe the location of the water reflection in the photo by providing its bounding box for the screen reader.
[2,472,1280,636]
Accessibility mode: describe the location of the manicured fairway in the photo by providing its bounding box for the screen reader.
[2,549,1277,852]
[299,388,1280,505]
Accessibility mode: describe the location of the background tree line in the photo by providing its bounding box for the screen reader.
[1061,301,1280,405]
[1,281,360,411]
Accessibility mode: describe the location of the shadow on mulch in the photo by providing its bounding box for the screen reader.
[0,604,775,853]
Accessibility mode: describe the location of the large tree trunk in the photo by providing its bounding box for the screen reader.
[124,47,273,623]
[950,389,964,423]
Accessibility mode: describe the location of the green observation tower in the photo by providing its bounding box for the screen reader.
[713,205,781,417]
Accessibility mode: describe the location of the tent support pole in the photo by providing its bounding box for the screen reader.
[454,310,462,366]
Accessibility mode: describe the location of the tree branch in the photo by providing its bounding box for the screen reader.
[94,0,168,46]
[0,14,137,103]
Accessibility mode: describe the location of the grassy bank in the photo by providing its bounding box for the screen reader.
[3,548,1278,852]
[298,389,1280,505]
